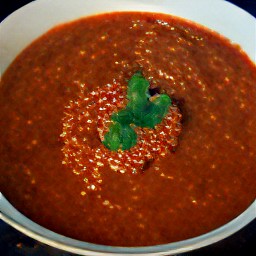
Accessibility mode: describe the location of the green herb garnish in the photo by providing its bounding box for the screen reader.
[103,72,172,151]
[103,122,137,151]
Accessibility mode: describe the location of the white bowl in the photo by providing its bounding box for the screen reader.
[0,0,255,255]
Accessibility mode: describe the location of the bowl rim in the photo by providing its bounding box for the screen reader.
[0,193,255,255]
[0,0,256,255]
[1,0,256,72]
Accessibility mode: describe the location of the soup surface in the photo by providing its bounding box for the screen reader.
[0,12,256,246]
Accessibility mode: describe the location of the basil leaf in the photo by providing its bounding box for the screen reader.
[102,72,172,151]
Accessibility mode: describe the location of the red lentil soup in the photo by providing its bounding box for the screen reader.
[0,12,256,246]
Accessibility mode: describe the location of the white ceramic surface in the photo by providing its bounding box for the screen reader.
[1,0,256,73]
[0,0,255,255]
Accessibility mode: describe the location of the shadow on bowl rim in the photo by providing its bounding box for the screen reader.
[0,193,255,255]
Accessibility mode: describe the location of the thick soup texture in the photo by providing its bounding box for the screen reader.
[0,12,255,246]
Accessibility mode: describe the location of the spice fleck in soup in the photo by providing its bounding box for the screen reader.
[0,12,255,246]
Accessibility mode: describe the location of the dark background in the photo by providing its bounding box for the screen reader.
[1,0,256,255]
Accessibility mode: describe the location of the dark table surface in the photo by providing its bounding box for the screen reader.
[1,0,256,255]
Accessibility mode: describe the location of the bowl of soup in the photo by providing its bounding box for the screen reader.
[0,0,255,255]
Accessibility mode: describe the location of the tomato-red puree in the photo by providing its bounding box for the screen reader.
[0,12,255,246]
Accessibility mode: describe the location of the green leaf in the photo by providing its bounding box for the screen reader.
[120,125,137,150]
[127,71,150,113]
[102,122,137,151]
[132,95,172,128]
[102,72,172,151]
[150,94,172,126]
[111,108,133,125]
[102,122,122,151]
